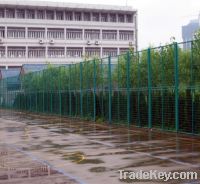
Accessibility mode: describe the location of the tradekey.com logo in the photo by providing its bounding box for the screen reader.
[119,170,198,182]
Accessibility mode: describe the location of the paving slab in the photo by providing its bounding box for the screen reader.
[0,110,200,184]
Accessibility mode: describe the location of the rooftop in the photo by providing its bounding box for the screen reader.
[0,0,137,13]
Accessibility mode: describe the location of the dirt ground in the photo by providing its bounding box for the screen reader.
[0,110,200,184]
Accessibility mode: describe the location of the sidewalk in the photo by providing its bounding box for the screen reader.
[0,144,79,184]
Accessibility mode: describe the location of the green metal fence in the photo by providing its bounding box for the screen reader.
[1,40,200,135]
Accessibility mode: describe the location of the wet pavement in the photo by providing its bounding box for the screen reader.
[0,110,200,184]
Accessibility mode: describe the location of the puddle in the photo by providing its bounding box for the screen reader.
[89,167,107,172]
[5,127,25,132]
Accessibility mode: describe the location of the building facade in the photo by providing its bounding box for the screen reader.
[0,0,137,68]
[182,13,200,50]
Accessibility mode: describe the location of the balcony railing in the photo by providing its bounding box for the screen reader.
[67,47,83,57]
[85,47,100,57]
[7,47,26,58]
[7,28,25,38]
[28,47,45,58]
[48,47,65,58]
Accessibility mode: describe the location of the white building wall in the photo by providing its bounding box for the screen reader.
[0,0,137,68]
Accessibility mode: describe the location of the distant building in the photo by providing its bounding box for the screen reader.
[0,0,138,68]
[182,13,200,49]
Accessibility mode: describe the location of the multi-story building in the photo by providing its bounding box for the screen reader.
[182,13,200,50]
[0,0,137,68]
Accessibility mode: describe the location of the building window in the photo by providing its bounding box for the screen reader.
[92,13,99,21]
[28,47,45,58]
[16,9,25,19]
[66,29,82,40]
[119,30,134,40]
[85,47,100,57]
[85,29,100,40]
[66,47,83,57]
[103,48,118,57]
[0,27,5,38]
[120,48,129,55]
[6,9,15,18]
[110,14,116,22]
[74,12,82,21]
[46,10,54,20]
[101,13,108,22]
[47,28,64,39]
[7,47,26,58]
[118,14,125,23]
[126,14,133,23]
[102,30,117,40]
[7,27,25,38]
[0,47,5,58]
[48,47,65,58]
[0,9,5,18]
[27,9,35,19]
[37,10,45,19]
[28,28,45,39]
[56,11,64,20]
[66,11,72,20]
[84,12,90,21]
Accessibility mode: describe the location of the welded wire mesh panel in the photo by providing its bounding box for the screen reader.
[178,41,192,133]
[137,50,149,127]
[1,39,200,136]
[191,39,200,134]
[159,44,176,131]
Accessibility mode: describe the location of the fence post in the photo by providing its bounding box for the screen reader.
[108,56,112,124]
[190,41,194,134]
[160,47,165,130]
[42,70,45,113]
[126,52,131,125]
[93,59,96,121]
[80,62,83,118]
[174,42,179,132]
[117,56,120,122]
[59,67,62,116]
[147,48,152,129]
[69,64,72,117]
[137,52,141,127]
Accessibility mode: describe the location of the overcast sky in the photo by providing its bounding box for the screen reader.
[38,0,200,49]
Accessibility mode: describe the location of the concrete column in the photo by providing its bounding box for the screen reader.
[99,12,101,22]
[64,47,66,58]
[72,11,75,21]
[116,13,118,22]
[25,9,27,19]
[35,9,37,19]
[54,10,56,20]
[124,14,127,23]
[100,29,102,40]
[81,11,84,21]
[44,10,47,19]
[82,29,85,40]
[63,10,66,20]
[83,47,85,57]
[45,27,47,40]
[25,27,28,39]
[117,30,119,41]
[100,47,103,58]
[117,48,120,55]
[14,8,17,18]
[5,26,7,38]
